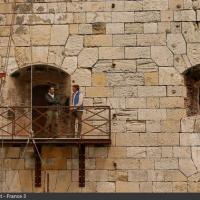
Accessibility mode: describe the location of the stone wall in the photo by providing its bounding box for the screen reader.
[1,0,200,192]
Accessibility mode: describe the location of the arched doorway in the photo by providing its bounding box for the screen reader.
[7,64,71,137]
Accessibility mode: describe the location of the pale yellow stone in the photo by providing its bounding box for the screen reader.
[92,72,107,86]
[86,87,112,97]
[108,147,126,158]
[99,47,124,59]
[140,182,153,192]
[138,109,166,120]
[128,170,148,181]
[96,182,115,192]
[69,24,79,34]
[32,46,48,63]
[140,159,154,169]
[143,0,168,10]
[173,147,191,158]
[140,133,158,146]
[112,12,135,22]
[137,34,166,46]
[153,182,172,192]
[138,86,166,97]
[161,11,173,21]
[147,97,160,108]
[169,0,184,10]
[158,133,179,146]
[162,147,173,158]
[179,159,197,177]
[161,120,180,133]
[125,47,150,59]
[166,109,186,120]
[155,158,178,170]
[116,133,140,146]
[126,98,146,108]
[78,48,98,68]
[116,182,139,192]
[174,10,196,21]
[160,97,185,108]
[188,182,200,192]
[31,25,50,45]
[84,35,112,47]
[144,72,158,85]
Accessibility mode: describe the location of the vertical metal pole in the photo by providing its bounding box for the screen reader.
[79,144,85,187]
[34,145,41,187]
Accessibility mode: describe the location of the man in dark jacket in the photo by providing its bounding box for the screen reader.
[45,86,60,136]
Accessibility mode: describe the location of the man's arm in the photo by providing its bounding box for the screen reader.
[45,94,57,105]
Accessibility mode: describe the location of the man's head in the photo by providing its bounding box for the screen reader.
[48,86,55,95]
[72,84,80,93]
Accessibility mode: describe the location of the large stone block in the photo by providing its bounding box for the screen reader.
[114,86,137,97]
[99,47,124,59]
[113,35,136,46]
[86,87,112,97]
[125,47,150,59]
[174,10,196,21]
[128,170,148,181]
[84,35,112,47]
[179,159,197,177]
[155,158,178,170]
[173,147,191,158]
[151,46,173,66]
[160,120,180,133]
[107,73,144,86]
[140,159,154,170]
[86,12,111,23]
[126,98,146,108]
[106,23,124,34]
[166,109,186,120]
[140,133,158,146]
[13,25,30,46]
[92,72,107,86]
[138,109,166,120]
[116,133,140,146]
[125,23,144,34]
[31,25,50,45]
[143,0,168,10]
[187,43,200,65]
[137,34,166,46]
[127,147,146,158]
[65,35,83,56]
[180,133,200,146]
[78,48,98,68]
[147,97,159,108]
[32,46,48,63]
[138,86,166,97]
[167,34,186,54]
[135,11,160,22]
[71,68,91,87]
[144,72,158,85]
[126,120,146,133]
[96,182,115,192]
[159,67,184,85]
[107,98,126,109]
[108,147,126,158]
[153,182,172,192]
[160,97,184,108]
[158,133,180,146]
[116,182,140,192]
[112,12,135,22]
[61,57,77,75]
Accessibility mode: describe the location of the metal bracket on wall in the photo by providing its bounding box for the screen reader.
[34,145,42,187]
[79,144,85,187]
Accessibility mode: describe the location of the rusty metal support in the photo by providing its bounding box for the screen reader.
[34,145,42,187]
[79,144,85,187]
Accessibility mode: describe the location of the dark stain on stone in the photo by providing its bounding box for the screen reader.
[14,26,28,34]
[37,6,45,12]
[14,4,32,13]
[16,16,25,25]
[92,22,106,34]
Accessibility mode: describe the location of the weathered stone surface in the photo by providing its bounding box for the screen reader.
[112,12,135,22]
[144,72,158,85]
[61,57,77,75]
[125,47,150,59]
[179,159,197,177]
[32,46,48,63]
[99,47,124,59]
[155,158,178,170]
[128,170,148,181]
[114,86,137,97]
[126,98,146,108]
[125,23,143,34]
[187,43,200,65]
[13,25,30,46]
[84,35,112,47]
[159,67,184,85]
[137,34,166,46]
[167,34,186,54]
[116,182,139,192]
[106,23,124,34]
[138,109,166,120]
[113,35,136,46]
[126,120,146,133]
[135,11,160,22]
[86,87,112,97]
[174,10,196,21]
[107,73,144,86]
[153,182,172,192]
[143,0,168,10]
[31,25,50,45]
[71,68,91,86]
[138,86,166,97]
[78,48,98,68]
[173,147,191,158]
[96,182,115,192]
[151,46,173,66]
[65,35,83,56]
[92,72,107,87]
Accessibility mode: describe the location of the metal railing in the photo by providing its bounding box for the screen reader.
[0,106,111,141]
